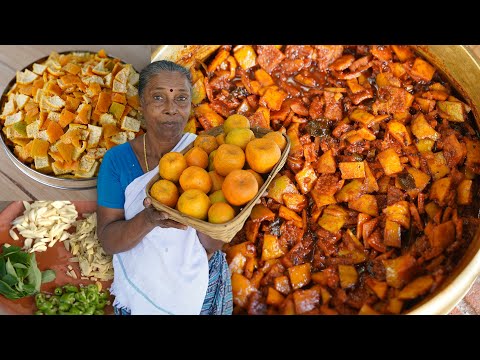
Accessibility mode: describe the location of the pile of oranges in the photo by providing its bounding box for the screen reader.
[150,114,287,224]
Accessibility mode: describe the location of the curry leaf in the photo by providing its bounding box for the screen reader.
[27,253,42,292]
[0,245,55,300]
[13,263,28,278]
[0,258,5,278]
[15,267,28,279]
[13,263,27,269]
[2,274,18,286]
[9,251,30,266]
[5,258,17,279]
[22,284,36,296]
[41,270,56,284]
[0,245,21,258]
[0,279,20,299]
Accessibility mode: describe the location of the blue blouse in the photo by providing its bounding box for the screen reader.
[97,142,144,209]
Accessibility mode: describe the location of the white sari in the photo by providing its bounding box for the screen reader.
[110,133,210,315]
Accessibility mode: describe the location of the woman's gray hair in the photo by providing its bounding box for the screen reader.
[138,60,193,100]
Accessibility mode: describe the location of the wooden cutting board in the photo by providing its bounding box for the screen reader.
[0,201,113,315]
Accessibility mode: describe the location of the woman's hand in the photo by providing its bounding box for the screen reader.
[143,197,188,230]
[197,231,225,259]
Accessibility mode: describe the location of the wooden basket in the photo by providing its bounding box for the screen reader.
[146,125,290,243]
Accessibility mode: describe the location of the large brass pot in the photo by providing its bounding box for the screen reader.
[152,45,480,315]
[407,46,480,314]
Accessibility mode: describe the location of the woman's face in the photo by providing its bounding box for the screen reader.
[141,71,192,138]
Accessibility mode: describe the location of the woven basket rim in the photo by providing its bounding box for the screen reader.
[145,125,290,242]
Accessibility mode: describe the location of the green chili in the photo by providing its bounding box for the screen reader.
[35,293,46,304]
[83,306,96,315]
[60,292,76,305]
[54,287,63,296]
[59,303,71,312]
[37,301,53,311]
[86,292,98,304]
[44,307,58,315]
[50,296,60,306]
[74,303,86,312]
[69,306,83,315]
[75,291,88,303]
[95,299,106,310]
[63,284,79,293]
[99,290,110,300]
[86,284,98,293]
[33,282,109,315]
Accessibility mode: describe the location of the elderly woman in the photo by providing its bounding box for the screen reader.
[96,60,233,315]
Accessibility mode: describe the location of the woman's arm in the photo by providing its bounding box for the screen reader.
[97,198,187,255]
[196,231,226,260]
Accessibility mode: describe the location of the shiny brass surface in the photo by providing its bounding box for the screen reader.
[153,45,480,314]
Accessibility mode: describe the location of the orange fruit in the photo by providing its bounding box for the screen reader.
[179,166,212,193]
[159,152,188,182]
[184,146,209,169]
[245,138,281,174]
[215,133,225,145]
[193,134,218,155]
[150,179,179,208]
[208,171,225,193]
[177,189,211,220]
[209,189,227,204]
[208,149,217,171]
[222,169,259,206]
[208,202,236,224]
[247,169,265,188]
[213,144,245,177]
[225,128,255,150]
[263,131,287,152]
[223,114,250,134]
